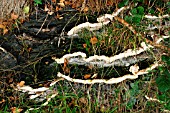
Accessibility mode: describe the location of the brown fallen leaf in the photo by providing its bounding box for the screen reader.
[0,24,8,35]
[68,98,75,107]
[11,12,19,20]
[52,0,56,3]
[45,61,49,65]
[18,81,25,87]
[83,43,87,48]
[9,96,15,101]
[79,97,88,105]
[0,99,5,104]
[10,107,23,113]
[44,82,51,87]
[58,3,65,7]
[3,29,8,35]
[48,12,54,15]
[83,7,89,12]
[63,67,70,74]
[64,1,71,5]
[9,78,13,83]
[0,24,5,29]
[56,6,60,11]
[64,58,68,68]
[90,36,98,45]
[84,74,91,79]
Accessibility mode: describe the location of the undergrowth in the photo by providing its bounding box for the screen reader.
[0,0,170,112]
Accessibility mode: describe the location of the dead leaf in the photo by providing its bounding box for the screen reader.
[64,1,71,5]
[64,58,68,68]
[9,78,13,83]
[3,28,8,35]
[57,3,65,7]
[56,6,60,11]
[56,14,63,19]
[90,36,98,45]
[83,44,87,48]
[84,74,91,79]
[18,81,25,87]
[44,82,51,87]
[11,12,19,20]
[52,0,56,3]
[45,61,49,65]
[83,7,89,12]
[0,24,8,35]
[48,11,54,15]
[0,24,5,29]
[68,98,75,107]
[63,67,70,74]
[10,107,23,113]
[79,97,88,105]
[9,96,15,101]
[19,18,25,24]
[27,47,32,52]
[0,99,5,104]
[60,0,65,3]
[44,5,49,12]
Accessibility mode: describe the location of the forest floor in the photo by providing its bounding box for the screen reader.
[0,0,170,113]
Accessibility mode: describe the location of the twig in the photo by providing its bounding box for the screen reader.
[36,14,48,35]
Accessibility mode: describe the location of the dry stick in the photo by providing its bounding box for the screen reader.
[114,16,170,51]
[36,14,48,35]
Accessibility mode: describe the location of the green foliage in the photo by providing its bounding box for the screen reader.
[34,0,42,5]
[156,55,170,110]
[156,68,170,92]
[126,82,140,109]
[118,0,129,7]
[167,2,170,12]
[156,55,170,92]
[137,6,144,15]
[148,8,155,14]
[161,55,170,66]
[125,6,144,24]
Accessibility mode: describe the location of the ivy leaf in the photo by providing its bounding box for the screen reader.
[131,8,137,15]
[132,15,142,23]
[156,69,170,92]
[156,77,170,92]
[125,16,132,23]
[137,6,144,15]
[161,55,170,65]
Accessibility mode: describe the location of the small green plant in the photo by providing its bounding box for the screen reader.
[34,0,42,5]
[125,6,144,24]
[118,0,129,7]
[126,81,140,110]
[156,55,170,110]
[156,55,170,92]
